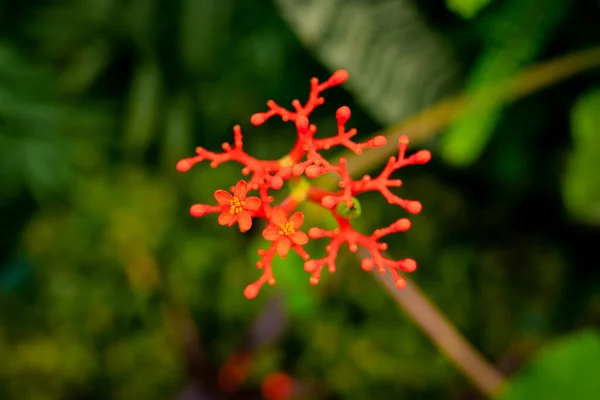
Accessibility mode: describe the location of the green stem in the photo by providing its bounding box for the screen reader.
[329,45,600,181]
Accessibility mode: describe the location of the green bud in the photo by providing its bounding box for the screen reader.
[336,197,362,219]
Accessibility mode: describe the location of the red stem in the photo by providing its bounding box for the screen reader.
[306,186,336,205]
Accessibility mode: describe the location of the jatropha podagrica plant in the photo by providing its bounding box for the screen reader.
[177,70,431,299]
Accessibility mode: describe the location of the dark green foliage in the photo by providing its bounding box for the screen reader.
[0,0,599,399]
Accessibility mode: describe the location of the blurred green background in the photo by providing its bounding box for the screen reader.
[1,0,600,399]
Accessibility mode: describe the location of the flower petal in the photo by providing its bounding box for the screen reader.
[215,190,232,205]
[244,196,261,211]
[276,236,291,257]
[233,180,248,200]
[270,207,287,226]
[289,212,304,228]
[218,211,236,226]
[263,227,281,241]
[237,211,252,232]
[289,230,309,245]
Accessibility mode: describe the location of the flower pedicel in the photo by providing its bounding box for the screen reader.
[177,70,431,299]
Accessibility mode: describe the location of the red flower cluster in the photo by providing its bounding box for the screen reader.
[177,70,431,299]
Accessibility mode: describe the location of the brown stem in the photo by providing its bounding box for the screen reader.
[319,46,600,396]
[370,265,507,397]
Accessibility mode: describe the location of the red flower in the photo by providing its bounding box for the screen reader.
[261,372,295,400]
[263,207,309,257]
[179,70,430,299]
[215,180,261,232]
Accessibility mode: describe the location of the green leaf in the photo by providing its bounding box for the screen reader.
[123,60,162,154]
[562,87,600,224]
[180,0,233,72]
[497,330,600,400]
[161,94,193,167]
[0,43,76,203]
[59,41,112,95]
[441,0,567,166]
[446,0,494,18]
[274,253,319,318]
[273,0,460,125]
[247,236,319,319]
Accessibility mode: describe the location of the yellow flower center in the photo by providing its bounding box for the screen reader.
[279,221,295,236]
[229,196,245,214]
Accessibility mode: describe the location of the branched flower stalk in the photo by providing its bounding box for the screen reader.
[177,70,431,299]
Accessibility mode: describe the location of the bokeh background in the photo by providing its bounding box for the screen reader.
[1,0,600,399]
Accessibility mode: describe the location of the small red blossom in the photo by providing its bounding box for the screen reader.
[261,372,296,400]
[218,352,252,393]
[244,207,311,300]
[263,207,309,257]
[178,69,431,299]
[214,180,261,232]
[188,180,261,233]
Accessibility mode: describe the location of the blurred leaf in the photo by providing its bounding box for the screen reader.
[246,237,319,319]
[275,253,320,319]
[161,94,193,166]
[26,0,116,60]
[0,43,72,202]
[440,0,567,166]
[562,87,600,224]
[446,0,494,18]
[121,0,158,51]
[497,330,600,400]
[59,40,111,94]
[123,59,162,154]
[180,0,233,73]
[273,0,460,125]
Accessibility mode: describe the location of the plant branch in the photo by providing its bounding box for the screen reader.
[316,48,600,392]
[320,45,600,183]
[370,264,507,397]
